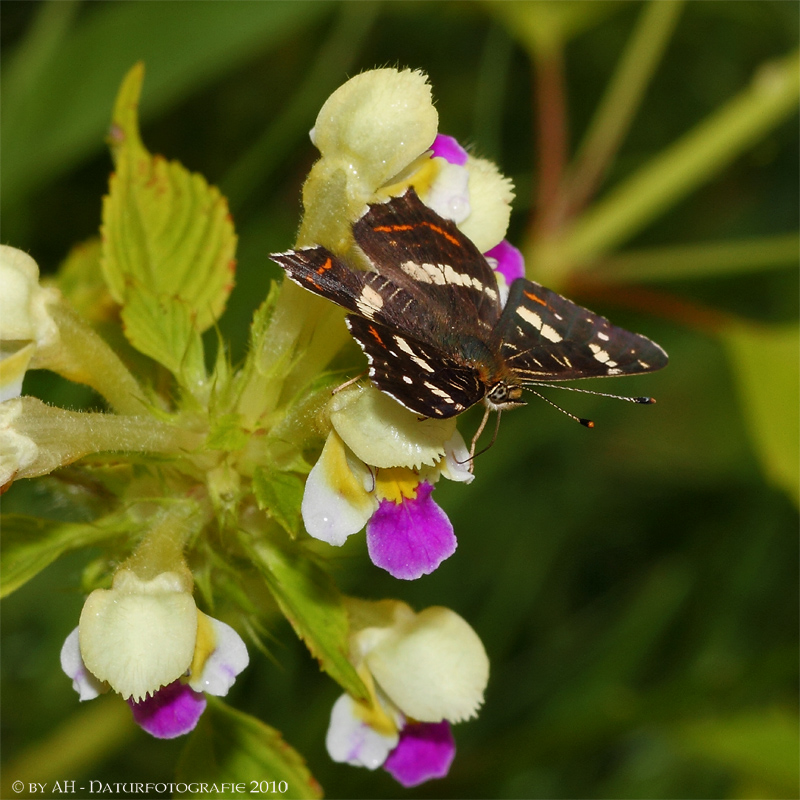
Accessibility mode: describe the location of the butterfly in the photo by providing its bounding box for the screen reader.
[271,189,668,423]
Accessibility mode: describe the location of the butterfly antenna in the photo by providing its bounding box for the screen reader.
[526,382,656,404]
[525,388,595,428]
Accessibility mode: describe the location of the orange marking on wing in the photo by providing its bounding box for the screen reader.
[523,290,548,307]
[372,221,461,247]
[374,224,414,233]
[422,222,461,247]
[315,257,334,276]
[367,325,385,346]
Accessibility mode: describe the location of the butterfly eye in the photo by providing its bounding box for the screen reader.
[485,383,524,409]
[486,384,508,404]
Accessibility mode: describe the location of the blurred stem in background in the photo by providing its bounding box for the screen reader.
[561,0,684,220]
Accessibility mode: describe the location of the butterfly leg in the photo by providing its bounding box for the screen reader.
[331,372,367,395]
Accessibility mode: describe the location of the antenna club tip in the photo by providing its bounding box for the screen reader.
[636,396,657,404]
[580,418,595,428]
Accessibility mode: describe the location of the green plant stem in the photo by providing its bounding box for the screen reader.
[532,46,569,235]
[1,1,81,127]
[563,0,684,217]
[566,277,742,336]
[9,397,204,481]
[473,23,515,162]
[532,49,800,285]
[591,234,799,282]
[44,303,148,415]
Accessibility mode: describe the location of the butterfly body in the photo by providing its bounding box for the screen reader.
[271,190,667,419]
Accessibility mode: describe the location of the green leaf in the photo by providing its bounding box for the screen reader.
[240,533,368,702]
[567,0,684,212]
[119,285,206,386]
[176,698,322,799]
[724,322,800,505]
[0,513,128,597]
[672,709,800,797]
[247,283,282,358]
[252,468,305,539]
[101,63,237,366]
[234,283,289,424]
[51,236,117,323]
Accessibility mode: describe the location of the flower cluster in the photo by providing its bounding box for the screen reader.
[1,66,522,789]
[326,599,488,787]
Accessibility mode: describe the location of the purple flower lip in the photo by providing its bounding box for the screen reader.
[128,681,207,739]
[484,239,525,285]
[383,720,456,787]
[366,482,457,580]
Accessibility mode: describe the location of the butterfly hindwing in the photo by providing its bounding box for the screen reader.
[494,278,669,382]
[345,315,486,418]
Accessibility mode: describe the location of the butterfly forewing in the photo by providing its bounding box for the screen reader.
[353,192,503,333]
[494,278,669,382]
[345,315,485,418]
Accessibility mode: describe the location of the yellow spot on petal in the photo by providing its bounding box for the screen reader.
[188,611,216,681]
[323,431,372,508]
[351,665,399,737]
[379,157,440,201]
[375,468,419,503]
[0,342,34,400]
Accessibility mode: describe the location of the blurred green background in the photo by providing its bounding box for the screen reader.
[2,2,798,798]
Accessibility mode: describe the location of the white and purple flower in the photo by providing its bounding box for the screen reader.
[325,599,489,787]
[60,567,249,739]
[301,384,473,580]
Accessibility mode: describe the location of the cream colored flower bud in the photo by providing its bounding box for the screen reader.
[353,601,490,724]
[0,398,38,487]
[312,68,438,192]
[79,570,198,702]
[0,246,59,344]
[0,246,60,401]
[0,396,201,487]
